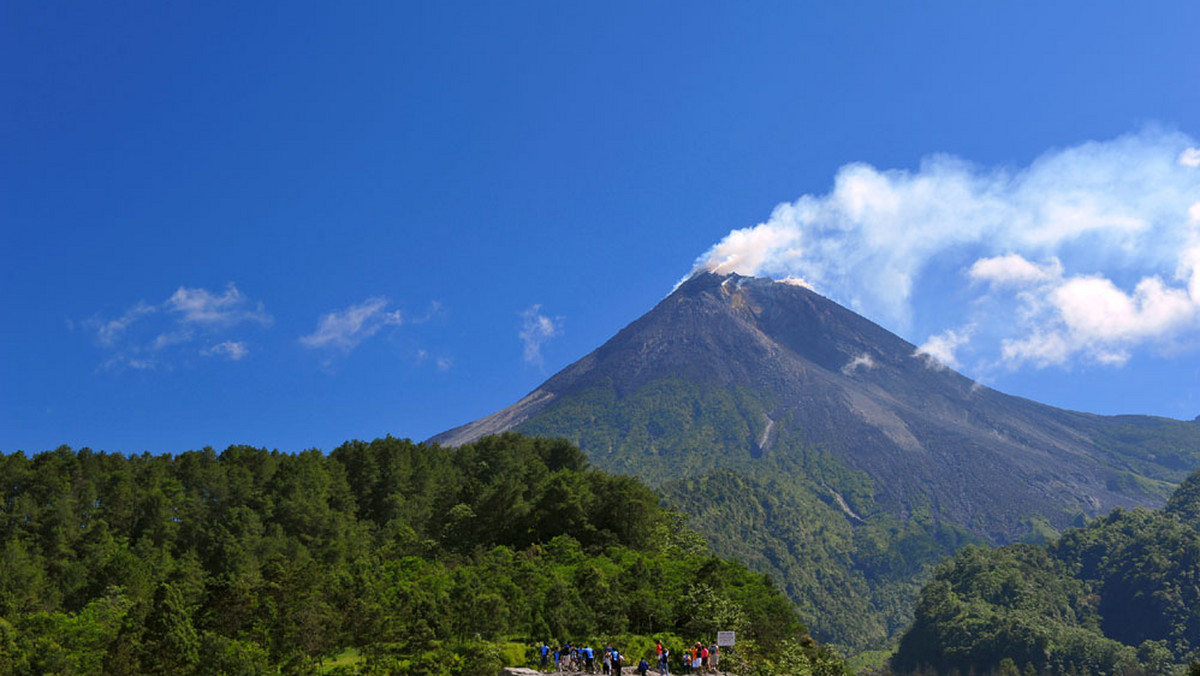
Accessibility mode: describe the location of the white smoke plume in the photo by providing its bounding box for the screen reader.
[695,127,1200,372]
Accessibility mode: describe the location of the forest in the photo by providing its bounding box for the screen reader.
[0,433,847,675]
[890,469,1200,676]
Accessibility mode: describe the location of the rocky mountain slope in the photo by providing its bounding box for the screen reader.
[430,272,1200,649]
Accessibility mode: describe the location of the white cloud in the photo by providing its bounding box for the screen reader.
[916,327,973,370]
[167,283,271,326]
[414,348,453,371]
[520,305,563,365]
[300,297,401,351]
[998,273,1200,369]
[86,284,268,372]
[152,330,194,351]
[969,254,1063,288]
[202,341,249,361]
[1000,331,1074,369]
[99,355,157,372]
[694,127,1200,373]
[94,302,157,347]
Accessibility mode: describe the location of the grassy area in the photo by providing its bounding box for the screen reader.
[318,648,364,674]
[846,648,892,673]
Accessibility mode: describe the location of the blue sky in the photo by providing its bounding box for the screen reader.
[4,3,1200,455]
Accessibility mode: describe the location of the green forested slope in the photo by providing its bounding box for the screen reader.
[892,469,1200,675]
[0,435,846,675]
[518,379,982,651]
[439,274,1200,654]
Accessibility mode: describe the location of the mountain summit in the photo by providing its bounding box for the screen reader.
[435,272,1192,536]
[430,272,1200,648]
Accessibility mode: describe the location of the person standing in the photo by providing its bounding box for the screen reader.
[658,647,670,676]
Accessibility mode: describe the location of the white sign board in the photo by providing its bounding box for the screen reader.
[716,631,736,647]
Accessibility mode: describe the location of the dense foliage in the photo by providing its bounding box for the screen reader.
[519,378,980,651]
[0,434,845,675]
[891,469,1200,675]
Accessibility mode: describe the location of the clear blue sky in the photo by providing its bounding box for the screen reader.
[4,3,1200,455]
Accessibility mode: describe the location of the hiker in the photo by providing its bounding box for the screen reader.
[540,642,550,670]
[637,655,650,676]
[709,644,719,673]
[658,647,670,676]
[612,646,623,676]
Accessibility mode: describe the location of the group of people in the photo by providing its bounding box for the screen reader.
[539,642,626,675]
[655,640,720,675]
[537,639,722,675]
[672,643,715,672]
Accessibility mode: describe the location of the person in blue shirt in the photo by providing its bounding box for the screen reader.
[540,642,550,670]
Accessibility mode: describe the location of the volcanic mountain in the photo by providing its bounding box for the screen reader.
[430,272,1200,648]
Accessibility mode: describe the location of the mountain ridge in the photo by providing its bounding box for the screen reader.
[428,272,1200,649]
[433,272,1194,536]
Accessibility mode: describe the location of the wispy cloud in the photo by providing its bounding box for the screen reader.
[300,297,404,352]
[695,126,1200,373]
[86,283,269,371]
[95,302,157,347]
[167,283,271,326]
[202,341,249,361]
[519,305,563,366]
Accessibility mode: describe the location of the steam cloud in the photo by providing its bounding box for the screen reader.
[695,127,1200,372]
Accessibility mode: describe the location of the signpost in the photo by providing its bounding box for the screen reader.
[716,631,736,647]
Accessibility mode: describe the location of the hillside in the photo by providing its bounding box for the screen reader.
[892,468,1200,674]
[431,272,1200,649]
[0,436,846,676]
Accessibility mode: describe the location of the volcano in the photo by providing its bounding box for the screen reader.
[430,272,1200,648]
